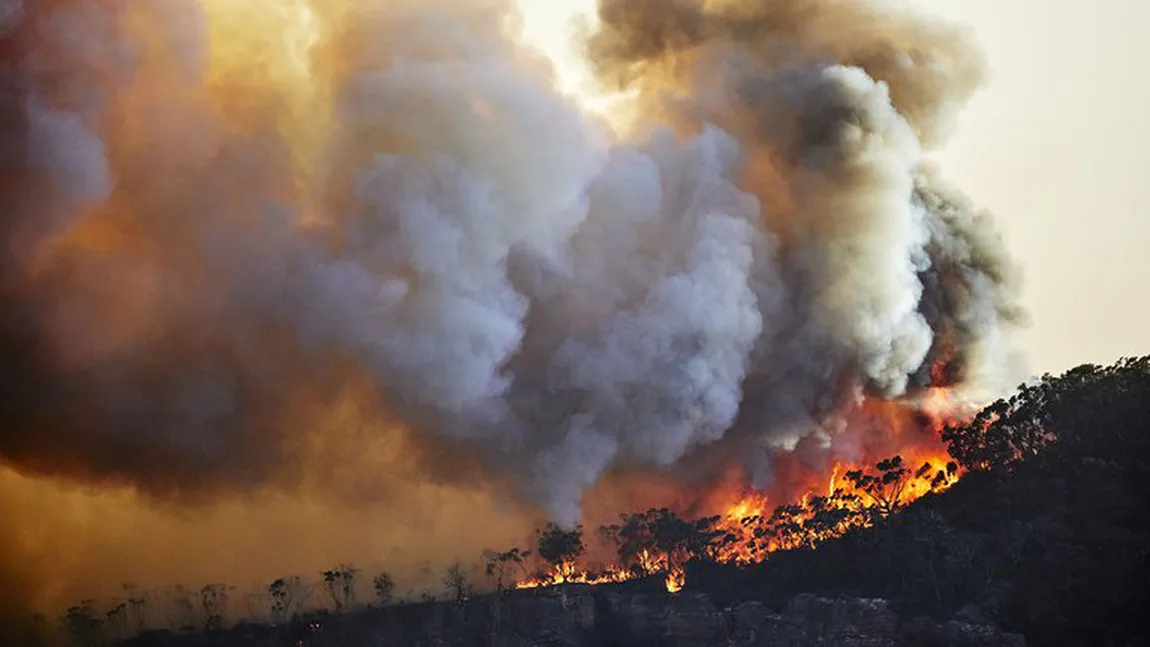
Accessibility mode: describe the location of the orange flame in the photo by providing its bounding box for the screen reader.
[515,386,972,595]
[513,562,631,589]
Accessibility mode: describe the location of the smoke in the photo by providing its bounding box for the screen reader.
[0,0,1024,608]
[580,0,1026,484]
[0,461,535,621]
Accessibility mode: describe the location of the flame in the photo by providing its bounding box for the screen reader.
[514,385,972,595]
[513,562,631,589]
[513,556,686,594]
[712,448,962,559]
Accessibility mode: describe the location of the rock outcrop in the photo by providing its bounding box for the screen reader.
[122,588,1025,646]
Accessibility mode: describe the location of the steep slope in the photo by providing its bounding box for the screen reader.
[690,356,1150,647]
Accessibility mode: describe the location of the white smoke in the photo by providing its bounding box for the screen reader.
[0,0,1024,525]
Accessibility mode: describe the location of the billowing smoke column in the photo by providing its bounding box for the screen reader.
[0,0,1024,527]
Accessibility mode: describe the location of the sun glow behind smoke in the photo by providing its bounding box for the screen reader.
[195,0,625,189]
[197,0,331,201]
[203,0,319,72]
[515,0,636,128]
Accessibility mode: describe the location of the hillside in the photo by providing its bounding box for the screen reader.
[24,356,1150,647]
[690,356,1150,646]
[115,588,1025,647]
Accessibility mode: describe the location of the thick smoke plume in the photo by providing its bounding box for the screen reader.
[0,0,1023,581]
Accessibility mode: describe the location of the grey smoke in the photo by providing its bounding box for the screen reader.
[0,0,1024,526]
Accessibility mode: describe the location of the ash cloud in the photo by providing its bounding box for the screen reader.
[0,0,1024,534]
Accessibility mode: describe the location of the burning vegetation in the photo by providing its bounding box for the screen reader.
[18,356,1150,647]
[510,406,961,592]
[499,350,975,593]
[511,390,969,594]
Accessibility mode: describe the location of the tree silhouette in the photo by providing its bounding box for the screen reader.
[372,572,395,606]
[843,456,912,518]
[267,576,309,624]
[121,582,149,634]
[60,600,102,647]
[600,508,725,577]
[199,583,232,631]
[752,491,869,553]
[103,599,128,641]
[443,563,472,605]
[321,564,359,612]
[483,547,532,592]
[535,523,586,581]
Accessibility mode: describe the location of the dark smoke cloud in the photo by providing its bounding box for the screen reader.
[586,0,986,148]
[581,0,1026,487]
[0,0,1023,558]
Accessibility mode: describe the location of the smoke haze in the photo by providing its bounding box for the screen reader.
[0,0,1023,616]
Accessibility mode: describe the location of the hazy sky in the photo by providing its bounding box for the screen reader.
[519,0,1148,376]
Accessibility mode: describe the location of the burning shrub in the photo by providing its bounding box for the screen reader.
[514,450,962,594]
[600,508,725,577]
[534,523,586,582]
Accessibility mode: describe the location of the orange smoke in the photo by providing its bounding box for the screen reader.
[1,0,1023,624]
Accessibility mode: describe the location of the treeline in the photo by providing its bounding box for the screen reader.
[52,567,400,645]
[504,452,958,590]
[492,355,1150,646]
[42,446,960,640]
[40,454,960,646]
[36,355,1150,647]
